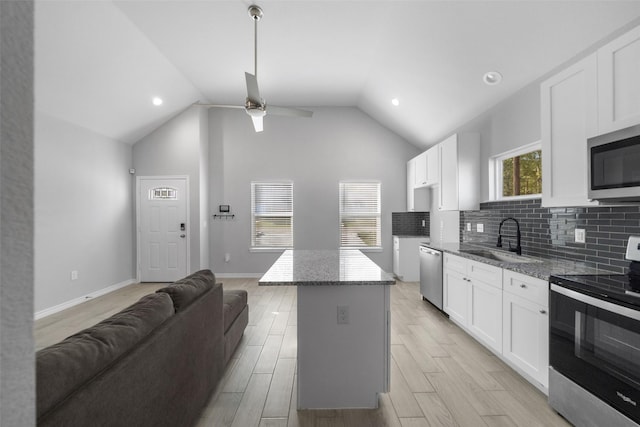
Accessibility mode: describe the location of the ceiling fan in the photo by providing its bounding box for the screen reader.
[195,5,313,132]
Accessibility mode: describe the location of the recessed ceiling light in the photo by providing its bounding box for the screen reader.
[391,98,400,107]
[152,97,163,106]
[483,71,503,86]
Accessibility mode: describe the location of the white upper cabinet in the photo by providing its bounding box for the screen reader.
[407,157,430,212]
[438,133,480,211]
[407,158,415,211]
[541,54,598,207]
[414,151,428,188]
[540,24,640,208]
[439,136,458,211]
[425,145,439,187]
[413,151,427,188]
[407,133,477,212]
[598,25,640,134]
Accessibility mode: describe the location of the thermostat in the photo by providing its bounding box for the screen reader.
[219,205,230,213]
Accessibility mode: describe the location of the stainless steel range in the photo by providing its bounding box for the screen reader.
[549,270,640,427]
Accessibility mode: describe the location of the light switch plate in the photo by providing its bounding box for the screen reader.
[466,223,471,231]
[575,228,586,244]
[477,223,484,233]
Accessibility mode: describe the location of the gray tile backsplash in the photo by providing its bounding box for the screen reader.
[392,212,430,236]
[460,198,640,274]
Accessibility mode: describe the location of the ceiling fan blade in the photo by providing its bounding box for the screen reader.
[193,103,244,109]
[245,72,261,103]
[251,115,264,132]
[267,105,313,118]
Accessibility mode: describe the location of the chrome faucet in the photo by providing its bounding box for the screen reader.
[497,217,522,255]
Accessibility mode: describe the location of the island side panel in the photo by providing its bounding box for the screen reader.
[297,284,390,409]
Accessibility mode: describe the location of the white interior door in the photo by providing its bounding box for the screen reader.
[139,177,188,282]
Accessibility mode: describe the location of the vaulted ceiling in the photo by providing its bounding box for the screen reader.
[35,1,640,148]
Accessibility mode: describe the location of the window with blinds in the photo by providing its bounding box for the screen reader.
[339,181,381,248]
[251,181,293,248]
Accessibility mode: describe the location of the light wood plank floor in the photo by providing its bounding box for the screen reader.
[35,279,571,427]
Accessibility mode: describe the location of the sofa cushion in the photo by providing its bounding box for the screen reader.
[36,292,174,418]
[223,290,248,333]
[157,269,215,312]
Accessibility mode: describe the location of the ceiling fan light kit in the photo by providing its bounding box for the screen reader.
[195,4,312,133]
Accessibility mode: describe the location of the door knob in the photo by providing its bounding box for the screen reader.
[180,234,186,238]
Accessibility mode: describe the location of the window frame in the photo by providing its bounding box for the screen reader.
[339,180,382,252]
[249,181,294,251]
[490,141,542,201]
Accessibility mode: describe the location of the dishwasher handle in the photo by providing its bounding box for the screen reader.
[419,246,441,256]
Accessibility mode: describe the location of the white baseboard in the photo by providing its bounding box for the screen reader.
[34,278,136,320]
[216,273,264,279]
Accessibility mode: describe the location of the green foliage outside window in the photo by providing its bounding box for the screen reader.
[502,150,542,197]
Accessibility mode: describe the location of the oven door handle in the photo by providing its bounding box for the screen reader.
[551,284,640,321]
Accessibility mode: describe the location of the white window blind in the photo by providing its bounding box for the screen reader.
[251,182,293,248]
[339,181,381,248]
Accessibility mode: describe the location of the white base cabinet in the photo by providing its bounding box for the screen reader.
[502,270,549,389]
[443,267,469,326]
[469,277,503,353]
[443,253,549,391]
[393,236,427,282]
[443,254,502,353]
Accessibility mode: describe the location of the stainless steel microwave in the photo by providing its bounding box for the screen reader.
[588,124,640,201]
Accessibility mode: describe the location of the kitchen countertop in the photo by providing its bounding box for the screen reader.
[259,249,396,286]
[422,242,611,281]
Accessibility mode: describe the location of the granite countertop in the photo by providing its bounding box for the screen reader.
[423,242,610,281]
[259,249,396,286]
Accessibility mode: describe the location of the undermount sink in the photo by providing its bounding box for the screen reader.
[461,249,542,264]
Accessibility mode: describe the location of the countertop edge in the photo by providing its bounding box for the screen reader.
[422,243,610,281]
[259,280,396,287]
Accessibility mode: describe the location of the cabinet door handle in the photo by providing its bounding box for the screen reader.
[540,309,547,314]
[520,284,527,288]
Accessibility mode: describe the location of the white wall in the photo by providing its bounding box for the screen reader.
[199,108,210,269]
[34,112,134,312]
[209,107,418,275]
[132,107,208,274]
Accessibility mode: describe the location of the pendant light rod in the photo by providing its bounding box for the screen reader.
[248,5,263,78]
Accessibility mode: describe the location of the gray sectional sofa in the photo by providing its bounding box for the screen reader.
[36,270,248,427]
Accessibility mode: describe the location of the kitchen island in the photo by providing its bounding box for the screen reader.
[259,249,395,409]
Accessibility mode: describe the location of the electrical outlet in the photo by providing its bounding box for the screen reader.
[477,223,484,233]
[71,270,78,281]
[337,305,349,325]
[575,228,586,243]
[466,223,471,231]
[224,253,231,263]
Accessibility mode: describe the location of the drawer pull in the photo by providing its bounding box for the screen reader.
[540,309,547,314]
[520,284,527,288]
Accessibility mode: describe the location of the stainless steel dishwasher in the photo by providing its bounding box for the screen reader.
[419,245,443,310]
